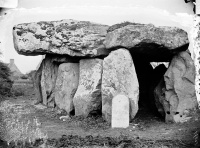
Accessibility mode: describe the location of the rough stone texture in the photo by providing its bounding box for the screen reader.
[55,63,79,114]
[40,55,59,107]
[102,48,139,123]
[73,59,103,117]
[39,54,75,107]
[104,24,189,62]
[13,19,109,57]
[112,94,129,128]
[155,51,198,123]
[192,16,200,107]
[34,61,43,104]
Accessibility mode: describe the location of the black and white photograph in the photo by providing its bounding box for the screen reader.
[0,0,200,147]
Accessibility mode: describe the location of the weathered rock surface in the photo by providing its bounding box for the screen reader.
[55,63,79,114]
[73,58,103,116]
[155,51,198,123]
[40,55,59,107]
[105,24,189,62]
[13,19,109,57]
[102,48,139,122]
[34,61,43,104]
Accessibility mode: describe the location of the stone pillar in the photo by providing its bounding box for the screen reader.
[55,63,79,114]
[40,55,59,107]
[102,48,139,123]
[192,15,200,107]
[154,51,198,123]
[73,58,103,117]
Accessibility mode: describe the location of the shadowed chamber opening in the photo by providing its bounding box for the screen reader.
[130,51,168,120]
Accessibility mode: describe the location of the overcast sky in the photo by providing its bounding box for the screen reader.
[0,0,194,74]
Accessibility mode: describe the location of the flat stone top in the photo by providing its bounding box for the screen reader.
[13,20,189,61]
[13,19,109,57]
[105,23,189,50]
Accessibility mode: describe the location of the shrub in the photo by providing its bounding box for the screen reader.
[11,86,24,97]
[0,61,13,98]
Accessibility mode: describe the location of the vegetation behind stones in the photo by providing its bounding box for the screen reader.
[0,61,13,100]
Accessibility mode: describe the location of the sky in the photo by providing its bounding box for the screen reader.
[0,0,194,74]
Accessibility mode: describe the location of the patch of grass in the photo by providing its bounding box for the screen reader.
[0,100,48,147]
[63,115,110,131]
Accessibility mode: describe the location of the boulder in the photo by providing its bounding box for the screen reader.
[73,58,103,116]
[104,23,189,62]
[102,48,139,122]
[155,51,198,123]
[55,63,79,114]
[13,19,109,57]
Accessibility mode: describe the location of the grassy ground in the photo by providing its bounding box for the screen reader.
[0,84,200,148]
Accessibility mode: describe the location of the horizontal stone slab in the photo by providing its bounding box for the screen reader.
[104,23,189,61]
[13,19,109,57]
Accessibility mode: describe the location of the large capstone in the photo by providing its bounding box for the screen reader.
[105,23,189,62]
[55,63,79,114]
[102,48,139,123]
[13,19,109,57]
[155,51,198,123]
[73,58,103,116]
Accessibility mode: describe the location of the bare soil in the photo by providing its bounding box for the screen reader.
[1,84,200,148]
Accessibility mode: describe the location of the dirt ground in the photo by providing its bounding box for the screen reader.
[0,84,200,148]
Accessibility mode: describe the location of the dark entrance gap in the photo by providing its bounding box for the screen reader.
[129,49,168,121]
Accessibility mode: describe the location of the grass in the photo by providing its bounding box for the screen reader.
[0,99,196,148]
[0,100,48,147]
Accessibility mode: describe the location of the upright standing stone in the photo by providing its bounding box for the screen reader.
[55,63,79,114]
[73,58,103,116]
[164,51,197,122]
[102,48,139,123]
[41,55,58,106]
[155,51,198,123]
[112,94,129,128]
[34,61,43,104]
[192,16,200,107]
